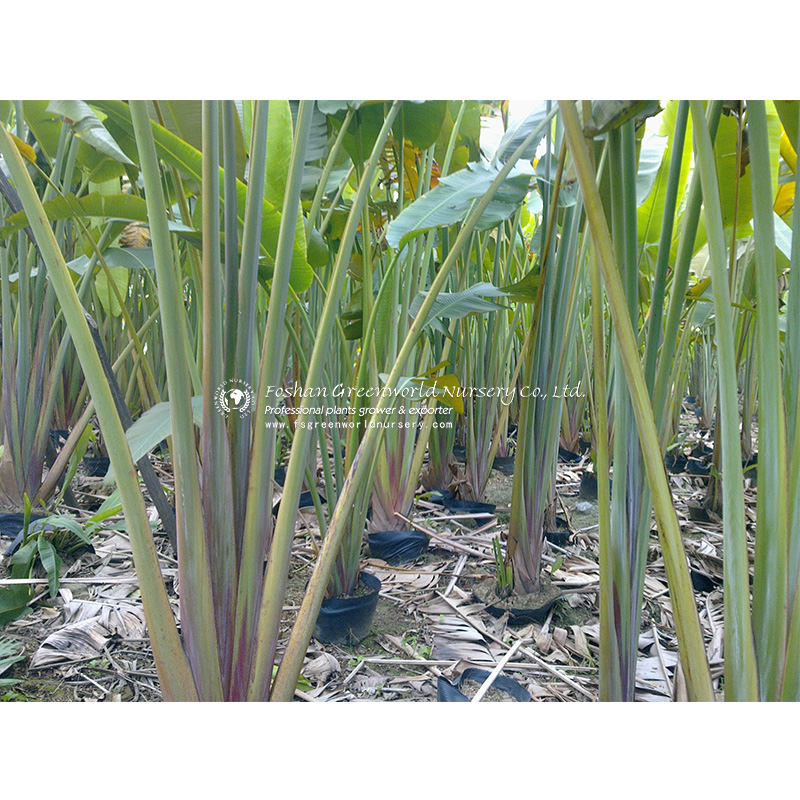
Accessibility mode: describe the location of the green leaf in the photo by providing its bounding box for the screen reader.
[434,101,482,173]
[88,493,123,529]
[149,101,247,179]
[23,100,65,161]
[495,102,550,163]
[0,586,34,626]
[409,282,508,329]
[636,134,668,206]
[48,101,133,164]
[502,267,540,302]
[0,636,25,678]
[306,227,329,268]
[265,101,295,210]
[265,101,309,271]
[398,101,448,150]
[773,211,793,260]
[692,103,781,256]
[638,101,692,247]
[67,247,156,274]
[317,101,361,115]
[584,101,661,137]
[91,100,313,291]
[0,192,149,239]
[40,516,92,545]
[103,396,204,485]
[36,537,62,599]
[94,266,129,317]
[8,539,37,573]
[775,101,799,154]
[386,162,531,250]
[321,102,389,166]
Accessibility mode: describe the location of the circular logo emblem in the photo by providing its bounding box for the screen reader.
[214,379,255,417]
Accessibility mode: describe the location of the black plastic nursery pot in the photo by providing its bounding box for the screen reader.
[313,571,381,646]
[272,490,326,516]
[543,515,571,547]
[665,450,688,474]
[557,446,582,464]
[437,667,531,702]
[0,513,46,556]
[82,456,111,477]
[491,455,515,476]
[473,575,562,624]
[430,492,496,517]
[368,530,428,565]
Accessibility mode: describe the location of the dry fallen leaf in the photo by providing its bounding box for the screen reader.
[31,618,110,668]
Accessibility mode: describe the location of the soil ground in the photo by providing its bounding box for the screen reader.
[0,402,738,701]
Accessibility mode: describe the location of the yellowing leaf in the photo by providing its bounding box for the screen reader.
[8,131,35,163]
[411,373,464,415]
[780,129,797,173]
[380,137,440,201]
[689,276,712,297]
[775,181,795,218]
[419,360,452,378]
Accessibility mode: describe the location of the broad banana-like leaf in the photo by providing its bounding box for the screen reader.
[775,101,799,155]
[94,266,129,317]
[324,101,446,165]
[636,133,668,206]
[0,585,33,626]
[386,162,531,250]
[692,103,781,255]
[103,396,204,485]
[409,281,508,331]
[143,100,247,179]
[434,101,482,172]
[289,101,331,193]
[410,373,465,414]
[91,100,313,291]
[67,247,156,274]
[48,101,133,164]
[584,100,661,137]
[502,267,540,302]
[637,101,693,247]
[399,101,448,150]
[24,100,69,160]
[774,211,793,260]
[26,101,130,183]
[262,101,309,265]
[317,101,362,115]
[494,101,550,163]
[0,192,149,239]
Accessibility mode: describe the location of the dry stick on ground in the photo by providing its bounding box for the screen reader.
[396,513,490,559]
[385,634,445,680]
[444,554,469,597]
[342,658,368,686]
[471,637,528,702]
[0,575,176,586]
[434,591,596,701]
[293,689,321,702]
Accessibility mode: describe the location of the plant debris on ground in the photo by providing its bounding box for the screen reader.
[0,400,737,702]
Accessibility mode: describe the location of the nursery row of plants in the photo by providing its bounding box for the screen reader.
[0,99,798,701]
